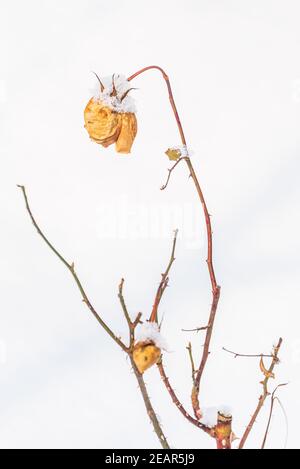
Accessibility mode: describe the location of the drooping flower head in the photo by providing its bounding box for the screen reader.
[84,73,137,154]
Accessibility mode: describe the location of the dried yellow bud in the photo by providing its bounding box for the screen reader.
[132,340,161,374]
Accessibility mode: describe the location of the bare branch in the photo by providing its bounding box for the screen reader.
[128,66,221,423]
[192,287,220,418]
[160,157,186,191]
[261,383,288,449]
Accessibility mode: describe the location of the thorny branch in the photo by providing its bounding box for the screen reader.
[148,228,212,437]
[130,356,170,449]
[18,185,169,450]
[238,338,283,449]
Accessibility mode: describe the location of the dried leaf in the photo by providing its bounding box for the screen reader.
[133,341,161,374]
[230,432,239,443]
[260,356,275,379]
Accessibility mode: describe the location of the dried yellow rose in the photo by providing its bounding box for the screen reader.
[84,74,137,154]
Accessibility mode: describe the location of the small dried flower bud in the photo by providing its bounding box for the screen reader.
[132,340,161,374]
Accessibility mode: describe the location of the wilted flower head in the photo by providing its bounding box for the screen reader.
[84,73,137,154]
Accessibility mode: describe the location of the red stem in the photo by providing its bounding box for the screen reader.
[128,66,187,146]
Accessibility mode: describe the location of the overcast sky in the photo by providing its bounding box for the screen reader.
[1,0,300,449]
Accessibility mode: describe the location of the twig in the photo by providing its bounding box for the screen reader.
[157,360,212,436]
[149,229,178,323]
[186,342,197,386]
[261,383,288,449]
[128,66,221,421]
[182,325,210,333]
[239,337,283,449]
[222,347,274,359]
[160,157,186,190]
[128,66,187,145]
[18,185,128,352]
[149,230,213,438]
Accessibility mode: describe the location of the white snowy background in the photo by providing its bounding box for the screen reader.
[1,0,300,449]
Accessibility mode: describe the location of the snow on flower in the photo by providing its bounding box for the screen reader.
[91,73,137,114]
[200,405,232,428]
[135,321,168,350]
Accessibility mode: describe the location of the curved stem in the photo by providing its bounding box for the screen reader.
[128,66,220,418]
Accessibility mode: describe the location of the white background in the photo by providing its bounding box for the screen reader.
[1,0,300,449]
